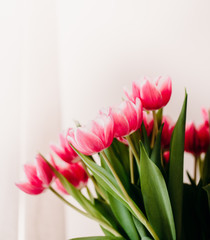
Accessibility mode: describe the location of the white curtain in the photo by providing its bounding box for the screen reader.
[1,0,210,239]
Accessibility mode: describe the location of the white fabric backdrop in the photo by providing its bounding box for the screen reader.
[1,0,210,239]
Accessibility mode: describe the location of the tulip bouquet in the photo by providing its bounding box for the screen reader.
[16,77,210,240]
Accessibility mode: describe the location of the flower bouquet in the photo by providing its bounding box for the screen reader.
[16,77,210,240]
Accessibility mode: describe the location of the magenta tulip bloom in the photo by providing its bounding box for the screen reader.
[67,113,114,155]
[16,154,53,195]
[124,76,172,110]
[50,133,79,164]
[110,98,143,138]
[161,116,175,149]
[54,162,89,194]
[185,109,210,155]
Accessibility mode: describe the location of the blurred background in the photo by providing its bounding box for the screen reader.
[1,0,210,239]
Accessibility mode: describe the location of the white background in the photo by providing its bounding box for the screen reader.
[0,0,210,239]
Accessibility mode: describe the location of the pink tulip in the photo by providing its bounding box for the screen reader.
[67,113,114,155]
[185,109,210,155]
[54,162,89,194]
[50,133,79,164]
[110,98,143,138]
[124,76,172,110]
[161,116,175,149]
[16,154,53,195]
[142,111,154,137]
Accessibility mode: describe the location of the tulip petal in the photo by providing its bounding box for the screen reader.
[140,80,163,110]
[111,108,130,137]
[132,81,141,100]
[122,101,137,132]
[24,165,43,187]
[158,76,172,107]
[16,182,44,195]
[75,128,104,155]
[185,122,197,154]
[124,86,134,102]
[36,154,53,186]
[55,178,68,194]
[135,98,143,129]
[100,113,114,146]
[201,108,209,127]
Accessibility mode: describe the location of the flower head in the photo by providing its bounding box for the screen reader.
[124,76,172,110]
[110,98,143,138]
[67,113,114,155]
[50,133,79,164]
[161,116,175,149]
[53,161,89,194]
[185,108,210,155]
[16,154,53,195]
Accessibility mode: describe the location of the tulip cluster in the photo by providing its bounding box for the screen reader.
[16,76,210,240]
[16,132,89,195]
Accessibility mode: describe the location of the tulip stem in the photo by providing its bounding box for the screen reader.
[129,146,135,184]
[194,156,198,183]
[49,186,89,216]
[151,111,158,148]
[49,186,121,237]
[86,185,94,202]
[126,135,140,163]
[81,161,108,202]
[101,151,159,240]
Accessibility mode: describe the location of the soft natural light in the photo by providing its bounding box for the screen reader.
[1,1,210,239]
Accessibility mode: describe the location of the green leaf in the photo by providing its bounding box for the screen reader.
[130,129,141,156]
[94,199,126,238]
[150,125,164,174]
[103,145,131,193]
[141,122,151,156]
[100,153,140,240]
[203,183,210,211]
[168,92,187,240]
[44,158,105,220]
[132,216,150,238]
[182,184,210,240]
[139,142,176,240]
[108,194,140,240]
[186,171,196,187]
[69,237,125,240]
[111,139,130,177]
[73,147,152,238]
[202,145,210,186]
[73,149,133,213]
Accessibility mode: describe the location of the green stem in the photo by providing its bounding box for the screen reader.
[49,186,121,237]
[126,135,140,163]
[101,151,159,240]
[129,146,134,184]
[194,156,198,183]
[86,185,94,202]
[151,111,158,148]
[81,161,108,202]
[49,186,89,216]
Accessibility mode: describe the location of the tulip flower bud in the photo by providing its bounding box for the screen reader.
[110,98,143,138]
[50,133,79,164]
[16,154,53,195]
[55,162,89,194]
[67,113,114,155]
[124,76,172,110]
